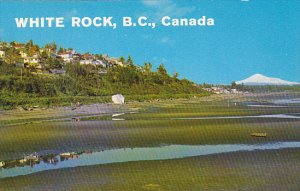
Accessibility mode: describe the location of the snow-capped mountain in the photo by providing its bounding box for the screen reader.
[236,74,300,85]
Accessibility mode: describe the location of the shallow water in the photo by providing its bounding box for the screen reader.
[175,114,300,120]
[1,142,300,178]
[242,98,300,108]
[247,105,299,108]
[272,98,300,104]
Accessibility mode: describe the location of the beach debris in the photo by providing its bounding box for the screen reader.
[112,113,125,118]
[25,153,40,161]
[19,158,27,164]
[112,118,125,121]
[72,117,80,122]
[17,106,25,111]
[250,132,267,137]
[84,150,93,154]
[112,94,125,104]
[60,152,76,157]
[71,102,81,110]
[0,161,5,167]
[143,183,161,190]
[22,105,33,111]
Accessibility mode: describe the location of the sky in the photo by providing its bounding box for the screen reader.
[0,0,299,84]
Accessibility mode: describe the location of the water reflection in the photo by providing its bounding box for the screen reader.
[1,142,300,179]
[175,114,300,120]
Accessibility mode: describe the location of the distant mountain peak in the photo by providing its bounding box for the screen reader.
[236,74,300,86]
[252,73,264,77]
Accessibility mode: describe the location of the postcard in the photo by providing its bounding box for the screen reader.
[0,1,300,190]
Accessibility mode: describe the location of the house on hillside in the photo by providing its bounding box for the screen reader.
[24,57,40,64]
[19,51,28,58]
[79,59,94,65]
[0,50,5,58]
[94,60,106,67]
[23,53,40,64]
[103,56,123,67]
[79,59,106,67]
[72,53,82,62]
[58,50,76,63]
[13,44,25,50]
[83,53,94,60]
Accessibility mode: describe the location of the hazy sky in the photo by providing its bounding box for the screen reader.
[0,0,299,84]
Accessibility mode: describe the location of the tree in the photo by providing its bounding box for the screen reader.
[41,51,49,61]
[4,47,21,64]
[25,39,34,49]
[231,81,237,88]
[58,47,65,54]
[144,62,152,74]
[127,55,134,66]
[173,72,179,80]
[45,42,57,52]
[157,64,167,76]
[119,56,125,64]
[10,41,16,47]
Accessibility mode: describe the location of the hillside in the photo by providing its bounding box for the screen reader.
[0,40,209,109]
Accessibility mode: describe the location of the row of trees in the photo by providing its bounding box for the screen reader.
[0,61,202,99]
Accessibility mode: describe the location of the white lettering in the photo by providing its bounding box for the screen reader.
[15,18,28,28]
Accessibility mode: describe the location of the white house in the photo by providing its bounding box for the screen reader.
[94,60,106,67]
[0,50,5,58]
[59,50,76,63]
[24,54,40,64]
[80,59,94,65]
[19,51,28,58]
[80,59,107,67]
[24,57,40,64]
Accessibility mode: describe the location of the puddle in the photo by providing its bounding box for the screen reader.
[175,114,300,120]
[242,99,300,108]
[1,142,300,178]
[272,98,300,104]
[247,105,299,108]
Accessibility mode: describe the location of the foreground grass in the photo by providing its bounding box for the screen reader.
[1,149,299,191]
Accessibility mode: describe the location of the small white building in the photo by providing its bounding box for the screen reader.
[80,59,107,67]
[20,51,28,58]
[80,59,93,65]
[0,50,5,58]
[24,56,40,64]
[231,89,237,94]
[94,60,106,67]
[59,50,76,63]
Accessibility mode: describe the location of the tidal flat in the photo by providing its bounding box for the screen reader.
[0,93,300,190]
